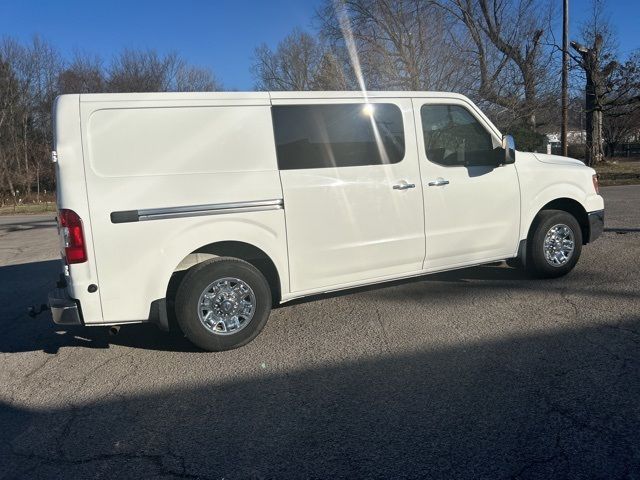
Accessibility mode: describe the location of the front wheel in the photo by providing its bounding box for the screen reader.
[175,257,272,351]
[526,210,583,278]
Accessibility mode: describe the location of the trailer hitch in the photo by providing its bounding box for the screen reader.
[27,304,50,318]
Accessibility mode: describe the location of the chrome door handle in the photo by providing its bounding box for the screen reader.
[428,178,450,187]
[393,181,416,190]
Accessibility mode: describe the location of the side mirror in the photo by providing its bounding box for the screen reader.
[468,135,516,168]
[502,135,516,164]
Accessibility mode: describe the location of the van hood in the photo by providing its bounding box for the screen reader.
[533,153,585,167]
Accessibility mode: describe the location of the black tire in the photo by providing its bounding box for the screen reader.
[175,257,272,351]
[526,209,582,278]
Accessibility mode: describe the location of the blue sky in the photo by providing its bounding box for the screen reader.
[0,0,638,90]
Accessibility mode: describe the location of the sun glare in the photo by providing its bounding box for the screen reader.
[362,104,375,116]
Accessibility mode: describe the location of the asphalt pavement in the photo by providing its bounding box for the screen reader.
[0,186,638,479]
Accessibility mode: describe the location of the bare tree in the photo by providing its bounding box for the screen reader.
[571,1,640,164]
[107,49,220,93]
[0,55,20,201]
[0,38,222,203]
[58,52,106,94]
[107,49,184,92]
[175,65,220,92]
[315,0,556,140]
[311,51,349,90]
[603,105,640,157]
[252,29,344,90]
[0,36,61,200]
[317,0,473,92]
[571,36,614,164]
[434,0,554,130]
[22,37,62,198]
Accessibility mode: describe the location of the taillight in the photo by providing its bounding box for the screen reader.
[59,209,87,264]
[592,174,600,194]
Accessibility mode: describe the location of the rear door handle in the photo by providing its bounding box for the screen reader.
[393,181,416,190]
[428,178,450,187]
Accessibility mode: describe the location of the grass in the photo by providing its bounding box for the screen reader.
[0,202,56,216]
[594,158,640,186]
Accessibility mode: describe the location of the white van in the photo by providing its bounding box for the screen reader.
[48,91,604,351]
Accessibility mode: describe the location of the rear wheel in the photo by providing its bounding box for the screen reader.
[175,257,272,351]
[526,210,582,278]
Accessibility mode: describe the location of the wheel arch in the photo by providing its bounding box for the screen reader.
[168,241,283,307]
[527,197,589,245]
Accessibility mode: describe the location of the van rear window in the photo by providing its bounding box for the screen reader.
[272,103,405,169]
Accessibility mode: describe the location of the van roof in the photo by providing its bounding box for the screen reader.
[76,90,471,103]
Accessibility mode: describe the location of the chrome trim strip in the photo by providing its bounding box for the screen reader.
[139,199,284,221]
[111,199,284,223]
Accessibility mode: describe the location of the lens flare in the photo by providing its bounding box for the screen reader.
[333,0,402,226]
[362,104,375,116]
[334,0,368,97]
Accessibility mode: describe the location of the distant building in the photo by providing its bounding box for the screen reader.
[544,130,586,154]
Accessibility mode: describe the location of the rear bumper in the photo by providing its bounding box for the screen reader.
[587,209,604,243]
[48,288,83,325]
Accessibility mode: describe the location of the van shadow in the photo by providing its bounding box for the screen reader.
[2,318,639,479]
[0,259,198,354]
[280,263,530,308]
[0,217,56,233]
[1,258,637,354]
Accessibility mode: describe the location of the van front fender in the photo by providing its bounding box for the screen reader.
[520,183,602,241]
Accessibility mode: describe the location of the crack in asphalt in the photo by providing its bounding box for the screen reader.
[557,289,639,375]
[4,353,210,480]
[373,306,392,354]
[543,399,636,475]
[559,288,580,321]
[22,352,57,379]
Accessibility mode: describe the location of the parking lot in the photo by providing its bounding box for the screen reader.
[0,185,639,479]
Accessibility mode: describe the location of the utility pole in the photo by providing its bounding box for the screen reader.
[561,0,569,156]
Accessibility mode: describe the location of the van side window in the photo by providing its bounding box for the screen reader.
[421,104,493,167]
[272,103,405,169]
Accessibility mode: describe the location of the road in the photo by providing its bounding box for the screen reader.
[0,186,638,479]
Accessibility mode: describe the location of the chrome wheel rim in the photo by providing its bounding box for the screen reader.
[543,224,575,267]
[197,277,256,336]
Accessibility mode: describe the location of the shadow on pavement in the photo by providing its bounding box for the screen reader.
[0,218,56,233]
[604,227,640,233]
[1,319,638,479]
[0,259,198,355]
[1,259,638,354]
